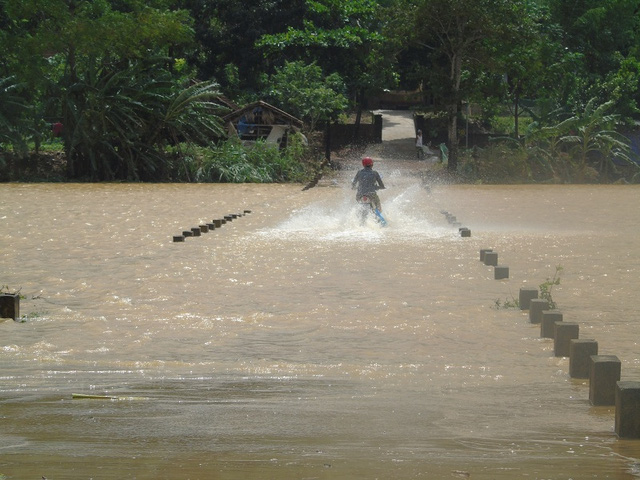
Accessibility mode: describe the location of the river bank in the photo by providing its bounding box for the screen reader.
[3,109,638,184]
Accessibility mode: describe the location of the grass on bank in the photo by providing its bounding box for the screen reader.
[171,135,313,183]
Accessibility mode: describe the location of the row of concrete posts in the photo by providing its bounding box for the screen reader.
[0,209,255,320]
[444,204,639,439]
[443,208,639,439]
[478,249,638,439]
[172,210,252,242]
[442,209,509,280]
[517,285,639,438]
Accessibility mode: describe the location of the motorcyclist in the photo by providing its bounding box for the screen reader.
[352,157,385,212]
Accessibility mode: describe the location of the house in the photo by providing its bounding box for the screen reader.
[223,100,305,148]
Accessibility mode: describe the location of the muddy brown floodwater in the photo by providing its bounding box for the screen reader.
[1,177,640,479]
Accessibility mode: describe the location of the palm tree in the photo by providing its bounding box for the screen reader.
[62,58,227,181]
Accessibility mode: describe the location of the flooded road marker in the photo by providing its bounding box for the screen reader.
[554,321,579,356]
[569,339,598,378]
[616,382,640,438]
[0,293,19,320]
[494,265,509,279]
[541,310,563,338]
[484,251,498,266]
[519,287,538,310]
[589,355,621,406]
[529,299,549,323]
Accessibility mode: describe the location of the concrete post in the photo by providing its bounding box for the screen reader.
[615,382,640,438]
[553,321,579,357]
[569,339,598,378]
[529,299,549,324]
[213,219,223,228]
[191,227,201,236]
[173,235,185,243]
[480,249,493,262]
[589,355,621,406]
[182,230,193,237]
[519,288,538,310]
[494,266,509,280]
[199,225,209,233]
[484,252,498,266]
[540,310,563,338]
[460,228,471,237]
[0,293,20,320]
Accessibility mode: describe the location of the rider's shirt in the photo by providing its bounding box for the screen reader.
[352,167,385,197]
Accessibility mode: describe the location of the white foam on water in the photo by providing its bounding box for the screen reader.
[258,181,452,244]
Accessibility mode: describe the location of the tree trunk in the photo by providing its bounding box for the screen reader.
[447,52,462,172]
[514,83,520,140]
[447,108,458,171]
[64,45,78,178]
[354,88,363,142]
[325,121,332,164]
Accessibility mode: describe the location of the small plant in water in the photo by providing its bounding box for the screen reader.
[1,286,47,322]
[0,285,23,297]
[492,265,563,310]
[493,297,519,309]
[540,265,563,309]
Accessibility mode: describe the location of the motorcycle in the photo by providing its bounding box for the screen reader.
[357,194,388,227]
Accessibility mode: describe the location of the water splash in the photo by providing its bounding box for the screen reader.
[259,181,452,243]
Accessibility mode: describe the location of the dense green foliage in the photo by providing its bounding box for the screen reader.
[178,135,310,183]
[0,76,30,157]
[461,97,640,183]
[61,59,227,180]
[1,0,639,182]
[264,61,349,131]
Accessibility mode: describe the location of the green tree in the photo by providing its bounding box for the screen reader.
[257,0,396,130]
[265,61,348,132]
[410,0,526,172]
[2,0,198,179]
[547,0,640,77]
[543,0,640,118]
[176,0,306,99]
[592,55,640,122]
[496,3,554,139]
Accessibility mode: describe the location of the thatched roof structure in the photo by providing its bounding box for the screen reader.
[223,101,304,147]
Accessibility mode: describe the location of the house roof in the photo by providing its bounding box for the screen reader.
[223,100,303,128]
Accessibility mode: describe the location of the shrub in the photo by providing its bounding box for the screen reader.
[177,135,312,183]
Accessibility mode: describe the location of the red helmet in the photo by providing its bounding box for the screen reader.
[362,157,373,167]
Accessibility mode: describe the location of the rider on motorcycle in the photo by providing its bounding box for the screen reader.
[352,157,385,211]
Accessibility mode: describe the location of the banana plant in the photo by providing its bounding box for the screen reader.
[557,98,634,181]
[0,76,30,158]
